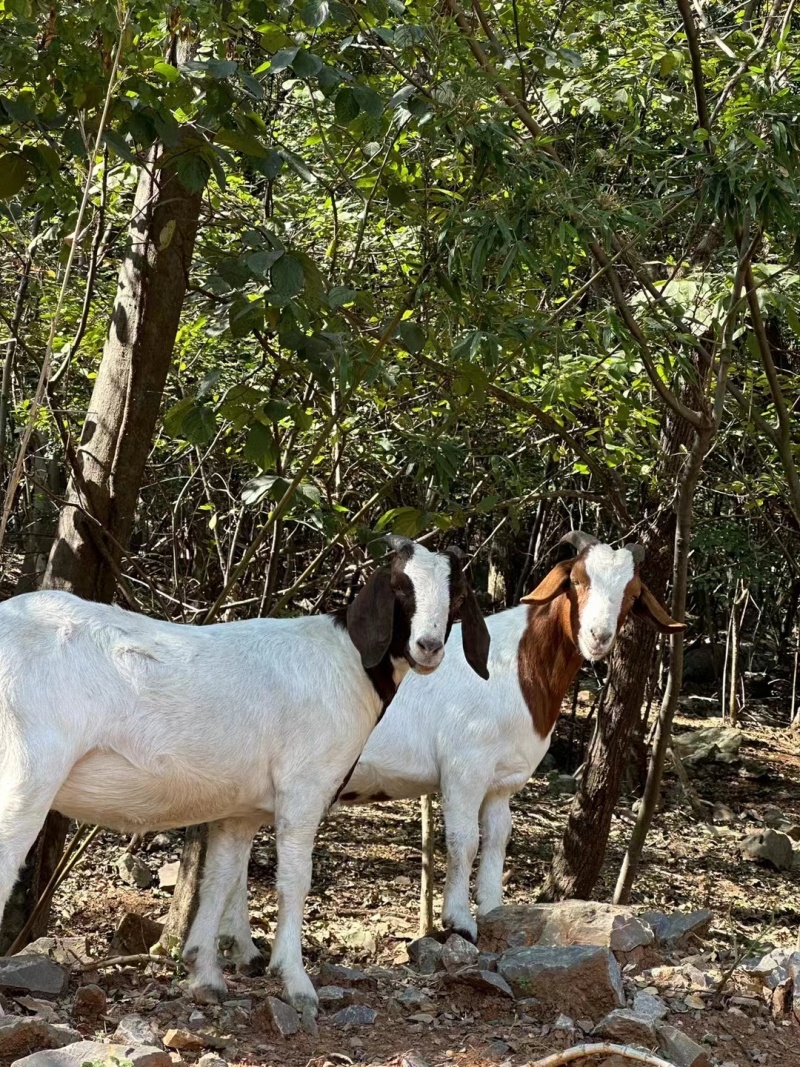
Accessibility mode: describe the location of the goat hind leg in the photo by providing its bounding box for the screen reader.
[218,827,267,976]
[475,792,513,917]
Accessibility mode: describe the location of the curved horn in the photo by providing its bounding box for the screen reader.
[382,534,415,554]
[558,530,600,556]
[625,543,646,565]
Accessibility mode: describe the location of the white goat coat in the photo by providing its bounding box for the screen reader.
[0,590,381,833]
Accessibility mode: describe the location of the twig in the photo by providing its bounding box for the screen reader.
[528,1044,674,1066]
[76,953,178,973]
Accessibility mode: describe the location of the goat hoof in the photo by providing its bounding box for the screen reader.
[191,982,227,1006]
[237,952,267,977]
[452,926,478,945]
[285,992,319,1018]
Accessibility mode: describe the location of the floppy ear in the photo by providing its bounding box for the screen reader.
[346,570,396,669]
[632,584,686,634]
[520,561,573,605]
[459,586,490,680]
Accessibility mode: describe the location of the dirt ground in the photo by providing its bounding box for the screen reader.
[35,693,800,1067]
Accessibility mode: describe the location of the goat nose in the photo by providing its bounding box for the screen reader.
[417,636,444,654]
[591,628,613,645]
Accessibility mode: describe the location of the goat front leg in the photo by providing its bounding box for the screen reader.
[269,790,327,1015]
[184,818,260,1004]
[440,785,483,943]
[475,791,513,918]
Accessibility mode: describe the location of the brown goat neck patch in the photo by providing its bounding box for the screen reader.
[518,600,583,740]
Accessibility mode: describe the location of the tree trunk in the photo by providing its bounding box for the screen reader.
[0,142,204,952]
[160,825,209,951]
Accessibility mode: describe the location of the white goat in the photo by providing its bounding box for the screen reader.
[0,536,489,1013]
[340,531,685,939]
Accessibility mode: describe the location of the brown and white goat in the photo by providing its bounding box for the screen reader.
[339,531,684,939]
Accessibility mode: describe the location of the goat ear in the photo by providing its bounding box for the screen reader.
[520,561,572,605]
[633,584,686,634]
[459,586,490,680]
[346,570,395,669]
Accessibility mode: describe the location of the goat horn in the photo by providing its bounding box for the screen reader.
[625,543,646,565]
[382,534,415,553]
[558,530,600,555]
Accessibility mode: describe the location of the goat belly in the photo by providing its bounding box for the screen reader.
[52,750,273,833]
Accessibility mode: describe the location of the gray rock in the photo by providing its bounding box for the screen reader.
[406,937,443,975]
[393,987,435,1012]
[547,773,577,796]
[656,1022,712,1067]
[112,913,165,956]
[158,861,180,890]
[0,957,68,997]
[444,968,513,998]
[113,1015,163,1048]
[12,1041,172,1067]
[479,901,653,955]
[440,934,479,973]
[330,1004,377,1028]
[593,1007,658,1045]
[672,726,742,766]
[0,1017,80,1058]
[741,829,794,870]
[196,1057,227,1067]
[638,909,712,946]
[316,986,353,1009]
[263,997,299,1038]
[316,963,375,988]
[116,853,153,889]
[476,951,499,971]
[23,939,89,966]
[497,945,624,1020]
[632,991,670,1021]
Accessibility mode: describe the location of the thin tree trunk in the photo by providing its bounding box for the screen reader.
[160,825,209,951]
[0,141,204,952]
[419,796,435,936]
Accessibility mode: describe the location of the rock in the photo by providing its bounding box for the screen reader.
[14,998,57,1021]
[479,901,653,954]
[0,1017,80,1058]
[444,968,514,998]
[497,945,624,1020]
[112,913,165,956]
[329,1004,377,1028]
[158,861,180,890]
[485,1039,511,1060]
[12,1041,172,1067]
[316,963,376,989]
[196,1056,227,1067]
[713,802,736,824]
[476,951,499,971]
[594,1007,658,1045]
[547,772,577,796]
[741,829,794,870]
[656,1022,712,1066]
[393,987,435,1012]
[406,937,443,975]
[113,1016,162,1048]
[671,726,742,766]
[399,1055,429,1067]
[162,1030,206,1052]
[682,644,724,684]
[0,957,68,997]
[263,997,299,1038]
[440,934,479,973]
[638,909,712,946]
[72,985,106,1020]
[24,939,90,967]
[148,834,173,852]
[632,991,670,1020]
[116,853,153,889]
[405,1012,434,1024]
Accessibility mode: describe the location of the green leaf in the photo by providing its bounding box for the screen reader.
[163,396,195,438]
[375,506,424,536]
[153,61,180,83]
[215,129,269,157]
[269,47,299,72]
[183,404,217,445]
[292,50,323,79]
[302,0,329,28]
[247,249,284,278]
[173,153,211,192]
[335,87,360,124]
[271,255,306,298]
[229,298,264,337]
[0,153,28,199]
[353,86,383,118]
[329,285,357,308]
[397,320,426,353]
[244,423,278,469]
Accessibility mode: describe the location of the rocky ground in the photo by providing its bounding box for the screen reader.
[1,695,799,1067]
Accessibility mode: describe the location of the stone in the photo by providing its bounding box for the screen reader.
[440,934,479,973]
[485,1039,511,1060]
[316,963,376,989]
[0,957,68,997]
[638,909,712,946]
[406,937,443,975]
[72,984,106,1019]
[263,997,299,1038]
[444,968,514,998]
[741,829,794,870]
[14,998,56,1021]
[405,1012,434,1024]
[112,913,165,956]
[393,987,435,1012]
[24,939,90,966]
[671,726,742,766]
[476,951,499,971]
[479,901,653,955]
[593,1007,658,1045]
[547,773,578,796]
[632,991,670,1020]
[162,1029,206,1052]
[158,861,180,890]
[497,945,624,1020]
[0,1017,80,1058]
[656,1022,712,1066]
[12,1041,172,1067]
[329,1004,377,1028]
[113,1015,162,1048]
[197,1056,227,1067]
[116,853,153,889]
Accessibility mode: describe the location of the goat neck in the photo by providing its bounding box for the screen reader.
[518,595,583,740]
